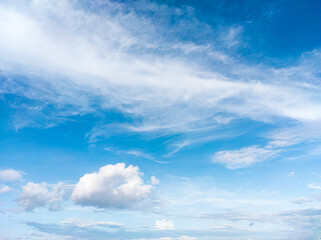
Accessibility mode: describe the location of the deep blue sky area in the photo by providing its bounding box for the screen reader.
[157,0,321,58]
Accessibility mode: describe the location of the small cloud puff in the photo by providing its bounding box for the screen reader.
[154,219,174,230]
[71,163,153,209]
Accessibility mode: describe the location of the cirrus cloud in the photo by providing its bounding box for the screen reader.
[212,145,279,169]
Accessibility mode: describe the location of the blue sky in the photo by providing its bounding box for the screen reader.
[1,0,321,239]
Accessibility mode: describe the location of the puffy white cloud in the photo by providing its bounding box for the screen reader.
[17,182,66,211]
[212,146,279,169]
[71,163,153,209]
[0,169,23,182]
[0,184,11,194]
[60,218,124,228]
[154,219,174,230]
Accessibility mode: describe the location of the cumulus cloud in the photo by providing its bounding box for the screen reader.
[212,146,279,169]
[17,182,66,211]
[0,169,23,182]
[71,163,153,209]
[61,218,124,229]
[154,219,174,230]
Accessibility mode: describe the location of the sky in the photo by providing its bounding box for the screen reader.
[1,0,321,239]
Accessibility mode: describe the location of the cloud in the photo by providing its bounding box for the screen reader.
[288,172,295,177]
[17,182,66,211]
[212,121,321,169]
[154,219,174,230]
[211,224,248,231]
[212,146,279,169]
[0,0,321,138]
[288,198,312,205]
[145,237,196,240]
[1,0,321,171]
[280,208,321,217]
[104,148,167,164]
[151,176,160,185]
[26,220,215,240]
[71,163,154,209]
[307,182,321,190]
[0,169,23,182]
[0,184,11,194]
[60,218,124,229]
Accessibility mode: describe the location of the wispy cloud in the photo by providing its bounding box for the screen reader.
[212,145,279,169]
[307,182,321,190]
[104,147,167,164]
[212,121,321,168]
[0,0,321,142]
[60,218,125,229]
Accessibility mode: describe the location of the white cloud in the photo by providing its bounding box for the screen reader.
[212,224,247,231]
[0,169,23,182]
[0,0,321,137]
[212,121,321,169]
[212,146,279,169]
[0,184,11,194]
[71,163,153,209]
[154,219,174,230]
[1,0,321,172]
[104,148,167,164]
[60,218,124,228]
[17,182,66,211]
[151,176,160,185]
[307,182,321,190]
